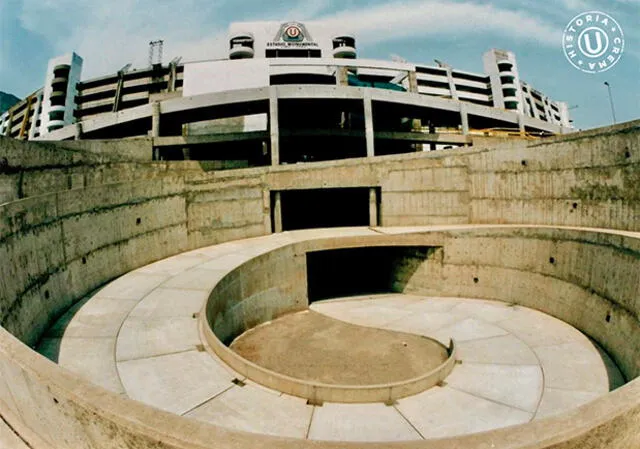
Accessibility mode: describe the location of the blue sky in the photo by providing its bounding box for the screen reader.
[0,0,637,129]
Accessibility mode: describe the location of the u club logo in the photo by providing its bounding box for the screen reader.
[283,24,304,42]
[563,11,625,73]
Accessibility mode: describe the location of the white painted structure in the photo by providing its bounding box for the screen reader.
[0,21,571,141]
[40,53,83,134]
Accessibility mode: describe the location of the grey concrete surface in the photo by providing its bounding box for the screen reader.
[35,230,626,442]
[0,121,638,449]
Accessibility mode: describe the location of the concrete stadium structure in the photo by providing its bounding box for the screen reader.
[0,18,638,449]
[0,113,638,447]
[1,21,571,167]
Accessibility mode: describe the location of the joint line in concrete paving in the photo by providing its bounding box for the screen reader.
[447,385,539,416]
[392,404,426,440]
[180,384,237,417]
[304,405,316,440]
[0,411,34,449]
[116,347,202,364]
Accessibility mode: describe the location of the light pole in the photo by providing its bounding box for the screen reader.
[603,81,617,124]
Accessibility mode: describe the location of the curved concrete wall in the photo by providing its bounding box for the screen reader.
[0,121,638,448]
[201,238,457,403]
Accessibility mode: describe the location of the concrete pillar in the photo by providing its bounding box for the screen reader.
[28,94,42,140]
[74,123,83,140]
[151,101,161,137]
[335,66,349,86]
[269,88,280,166]
[369,188,379,227]
[6,110,13,137]
[363,90,375,157]
[446,68,458,100]
[263,190,272,234]
[408,71,419,93]
[517,114,526,136]
[273,191,283,233]
[460,103,469,135]
[410,71,422,135]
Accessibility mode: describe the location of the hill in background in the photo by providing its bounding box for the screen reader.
[0,92,20,114]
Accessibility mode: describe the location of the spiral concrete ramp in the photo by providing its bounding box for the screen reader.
[1,121,639,449]
[36,228,624,442]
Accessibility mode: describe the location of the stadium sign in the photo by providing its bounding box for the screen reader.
[267,22,319,49]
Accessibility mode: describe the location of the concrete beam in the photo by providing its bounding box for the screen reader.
[153,129,470,147]
[160,87,270,115]
[276,85,364,101]
[152,131,269,147]
[38,85,566,142]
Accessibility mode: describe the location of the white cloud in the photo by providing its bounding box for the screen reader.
[18,0,229,77]
[15,0,575,79]
[314,1,562,47]
[284,0,333,21]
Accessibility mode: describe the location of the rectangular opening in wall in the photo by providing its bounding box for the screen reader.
[274,188,372,231]
[278,98,366,163]
[306,246,436,303]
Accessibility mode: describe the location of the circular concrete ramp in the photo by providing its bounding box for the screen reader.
[36,229,625,443]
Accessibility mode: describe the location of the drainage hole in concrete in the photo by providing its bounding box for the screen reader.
[231,378,246,387]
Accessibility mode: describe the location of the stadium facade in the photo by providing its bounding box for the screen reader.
[0,21,572,164]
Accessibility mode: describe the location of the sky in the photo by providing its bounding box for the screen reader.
[0,0,637,130]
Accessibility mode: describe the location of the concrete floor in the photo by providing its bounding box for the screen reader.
[0,419,29,449]
[36,232,626,443]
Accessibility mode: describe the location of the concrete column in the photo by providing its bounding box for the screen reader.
[527,91,539,119]
[28,94,42,140]
[363,90,375,157]
[408,71,419,93]
[269,87,280,166]
[273,191,283,233]
[263,190,273,234]
[460,103,469,135]
[151,101,161,137]
[74,123,83,140]
[335,66,349,86]
[369,188,379,227]
[410,70,422,135]
[6,111,13,137]
[517,114,526,136]
[446,68,459,100]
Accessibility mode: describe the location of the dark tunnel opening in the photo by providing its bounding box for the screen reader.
[275,188,373,231]
[306,246,434,303]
